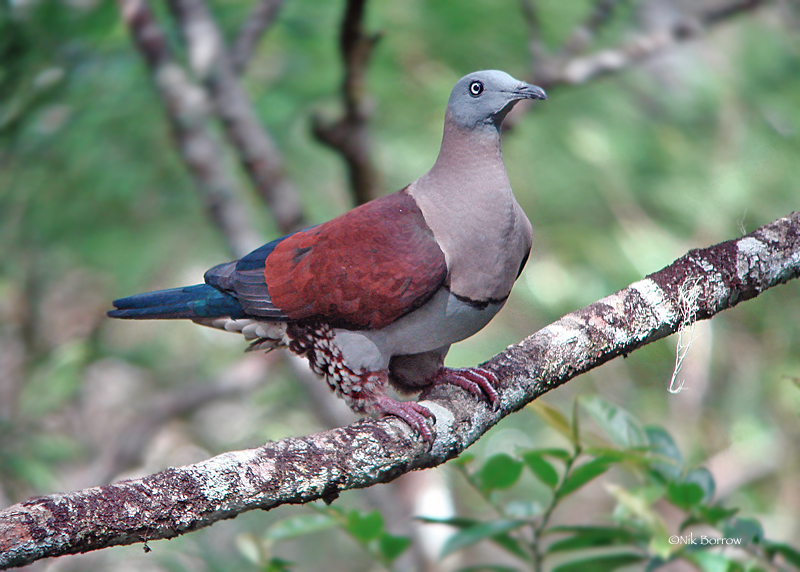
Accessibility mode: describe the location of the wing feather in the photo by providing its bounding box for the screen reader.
[206,189,447,330]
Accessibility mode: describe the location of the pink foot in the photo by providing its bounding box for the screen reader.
[433,367,500,407]
[376,396,435,442]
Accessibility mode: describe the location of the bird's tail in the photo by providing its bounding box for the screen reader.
[108,284,245,320]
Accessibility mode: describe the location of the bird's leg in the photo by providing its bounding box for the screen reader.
[431,367,500,407]
[286,324,437,441]
[374,395,436,442]
[341,371,437,441]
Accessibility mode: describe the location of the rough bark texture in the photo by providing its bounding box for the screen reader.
[1,212,798,569]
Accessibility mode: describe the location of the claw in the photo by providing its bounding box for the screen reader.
[434,367,500,407]
[376,396,436,442]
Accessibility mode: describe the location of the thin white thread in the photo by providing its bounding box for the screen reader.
[668,276,702,394]
[738,209,748,236]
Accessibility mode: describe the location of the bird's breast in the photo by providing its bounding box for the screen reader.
[410,179,532,303]
[330,287,506,372]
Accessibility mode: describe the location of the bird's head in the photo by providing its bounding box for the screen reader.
[446,70,547,131]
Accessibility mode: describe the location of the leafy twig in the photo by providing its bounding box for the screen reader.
[531,446,581,571]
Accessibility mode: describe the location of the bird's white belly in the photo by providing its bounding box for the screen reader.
[332,288,505,372]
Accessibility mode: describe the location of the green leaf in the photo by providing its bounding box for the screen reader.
[580,395,648,448]
[457,566,520,572]
[684,468,715,503]
[722,518,763,545]
[528,401,576,443]
[416,516,479,528]
[440,519,528,558]
[537,447,573,461]
[522,451,559,488]
[684,550,739,572]
[545,526,647,553]
[762,540,800,567]
[478,453,524,492]
[378,533,411,562]
[418,515,528,559]
[604,484,669,540]
[682,505,738,529]
[490,532,531,561]
[265,557,294,572]
[667,481,705,510]
[644,555,671,571]
[345,510,384,542]
[265,513,337,541]
[698,505,738,524]
[645,426,683,482]
[552,552,647,572]
[584,446,650,464]
[558,457,613,498]
[454,453,476,467]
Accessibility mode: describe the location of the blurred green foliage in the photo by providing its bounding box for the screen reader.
[420,397,800,571]
[1,0,799,570]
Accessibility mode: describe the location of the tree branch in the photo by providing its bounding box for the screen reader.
[312,0,382,205]
[505,0,772,131]
[167,0,305,234]
[534,0,770,90]
[117,0,261,257]
[520,0,545,65]
[2,211,798,569]
[560,0,626,58]
[231,0,285,75]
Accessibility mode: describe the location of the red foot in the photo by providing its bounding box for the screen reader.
[434,367,500,407]
[376,396,435,442]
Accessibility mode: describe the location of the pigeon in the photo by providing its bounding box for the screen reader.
[108,70,547,441]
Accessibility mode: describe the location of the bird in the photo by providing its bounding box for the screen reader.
[108,70,546,441]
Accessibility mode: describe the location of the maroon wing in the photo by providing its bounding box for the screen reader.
[207,189,448,330]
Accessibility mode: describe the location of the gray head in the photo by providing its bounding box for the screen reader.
[446,70,546,131]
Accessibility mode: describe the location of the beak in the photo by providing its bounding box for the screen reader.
[514,82,547,101]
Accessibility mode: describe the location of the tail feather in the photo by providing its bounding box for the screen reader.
[108,284,246,320]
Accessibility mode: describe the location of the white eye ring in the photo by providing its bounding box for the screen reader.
[469,81,484,97]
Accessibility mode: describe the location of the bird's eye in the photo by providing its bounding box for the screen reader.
[469,81,484,97]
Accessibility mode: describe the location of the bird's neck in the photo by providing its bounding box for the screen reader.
[424,116,508,192]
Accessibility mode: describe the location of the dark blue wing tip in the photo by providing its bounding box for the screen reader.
[107,284,246,320]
